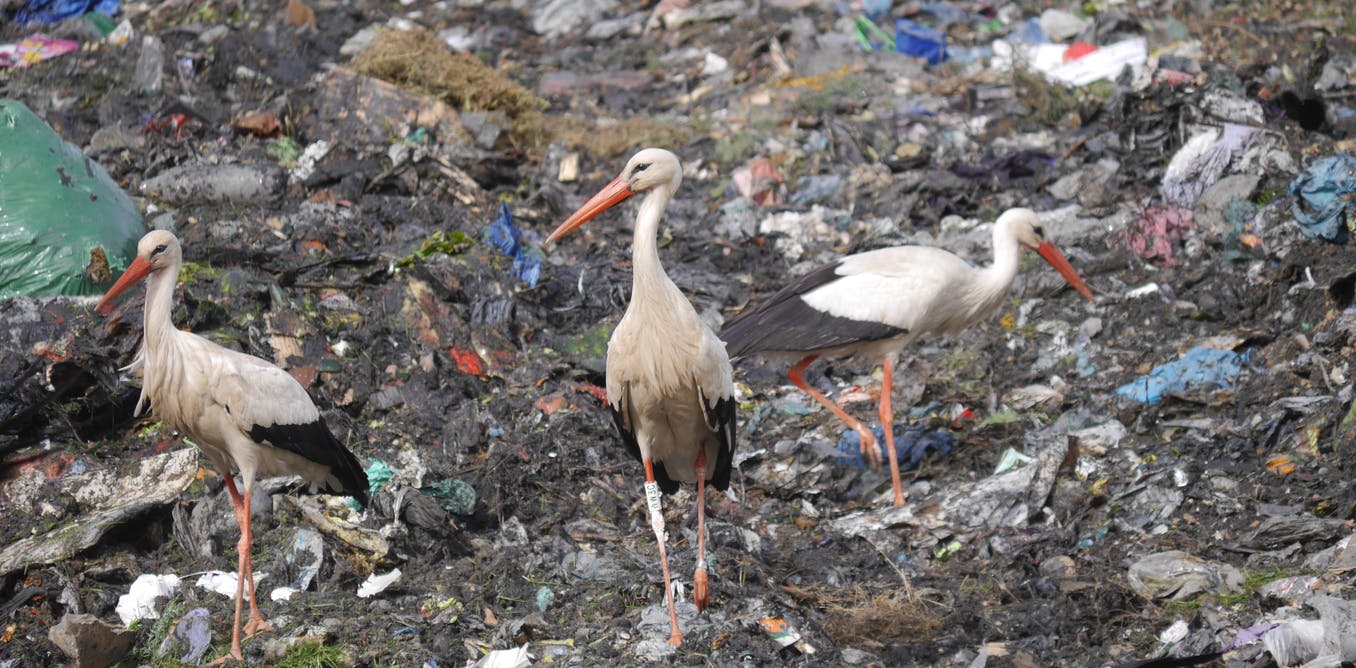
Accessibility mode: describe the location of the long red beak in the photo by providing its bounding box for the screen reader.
[95,256,153,315]
[1033,242,1094,301]
[545,176,634,243]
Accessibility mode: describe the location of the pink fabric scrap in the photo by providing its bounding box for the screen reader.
[1119,205,1195,266]
[0,33,79,69]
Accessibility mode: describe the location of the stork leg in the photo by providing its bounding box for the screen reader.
[788,355,882,469]
[642,459,683,646]
[213,477,250,663]
[692,446,710,612]
[222,479,273,650]
[880,357,906,506]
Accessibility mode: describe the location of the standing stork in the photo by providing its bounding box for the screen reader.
[546,148,737,646]
[720,208,1094,506]
[96,230,369,663]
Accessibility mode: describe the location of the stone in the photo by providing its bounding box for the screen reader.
[48,613,136,668]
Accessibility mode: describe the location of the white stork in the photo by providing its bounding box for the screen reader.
[720,208,1094,506]
[96,230,369,663]
[546,148,737,646]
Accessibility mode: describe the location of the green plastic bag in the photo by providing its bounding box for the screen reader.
[0,99,144,298]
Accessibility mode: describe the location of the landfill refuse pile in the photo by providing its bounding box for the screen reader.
[1,0,1355,666]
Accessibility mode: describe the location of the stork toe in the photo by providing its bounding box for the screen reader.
[244,614,273,637]
[692,567,709,612]
[857,428,882,469]
[207,647,244,666]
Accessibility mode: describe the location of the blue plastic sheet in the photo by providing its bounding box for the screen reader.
[835,424,956,470]
[482,202,542,287]
[1114,347,1252,404]
[895,19,946,65]
[1289,152,1356,243]
[15,0,118,25]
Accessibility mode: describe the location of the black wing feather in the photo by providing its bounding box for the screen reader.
[248,420,370,507]
[703,393,737,492]
[609,381,679,494]
[721,260,907,357]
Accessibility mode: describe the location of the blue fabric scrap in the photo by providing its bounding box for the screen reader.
[1289,152,1356,243]
[835,423,956,470]
[16,0,118,25]
[1115,346,1252,404]
[482,202,542,287]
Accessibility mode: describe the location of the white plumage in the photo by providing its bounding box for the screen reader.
[97,230,368,662]
[547,148,736,646]
[722,208,1094,506]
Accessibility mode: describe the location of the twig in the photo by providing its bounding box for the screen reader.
[858,535,917,603]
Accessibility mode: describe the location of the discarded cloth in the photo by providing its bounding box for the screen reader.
[1115,347,1251,404]
[1289,152,1356,243]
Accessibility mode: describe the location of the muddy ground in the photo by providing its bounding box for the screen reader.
[2,0,1356,666]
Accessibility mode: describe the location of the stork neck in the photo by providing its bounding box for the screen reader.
[976,223,1024,302]
[142,259,181,348]
[630,184,675,291]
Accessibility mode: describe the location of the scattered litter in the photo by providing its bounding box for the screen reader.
[1289,152,1356,243]
[0,34,79,67]
[197,570,268,599]
[759,616,816,654]
[278,527,324,599]
[471,644,533,668]
[1118,205,1194,266]
[1161,124,1256,209]
[895,19,945,65]
[733,157,783,206]
[482,203,543,287]
[449,347,487,376]
[992,448,1034,475]
[535,587,555,613]
[14,0,118,26]
[357,569,402,598]
[366,460,396,494]
[140,163,286,206]
[164,608,212,664]
[0,99,143,298]
[1126,550,1243,600]
[423,478,477,515]
[834,424,955,471]
[420,595,464,624]
[1115,347,1252,404]
[116,574,181,626]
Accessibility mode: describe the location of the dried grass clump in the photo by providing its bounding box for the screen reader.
[352,27,549,152]
[823,589,944,647]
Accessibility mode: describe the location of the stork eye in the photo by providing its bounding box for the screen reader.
[152,244,168,255]
[633,162,650,173]
[1032,226,1046,239]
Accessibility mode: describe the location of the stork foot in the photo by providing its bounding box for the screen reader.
[693,567,709,612]
[857,428,882,470]
[667,629,684,646]
[207,647,244,665]
[244,614,273,637]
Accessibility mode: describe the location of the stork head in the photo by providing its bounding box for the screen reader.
[545,148,683,243]
[996,208,1095,301]
[95,230,182,314]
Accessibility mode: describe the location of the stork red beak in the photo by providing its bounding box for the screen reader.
[95,256,153,315]
[545,176,634,243]
[1033,242,1094,301]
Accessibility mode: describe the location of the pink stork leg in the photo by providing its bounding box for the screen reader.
[880,357,906,506]
[691,446,710,612]
[642,459,683,646]
[788,355,882,469]
[216,477,273,664]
